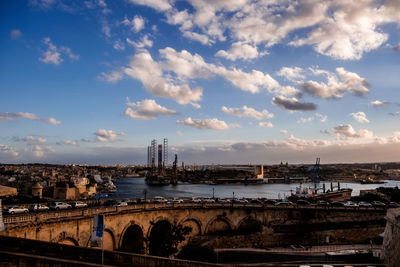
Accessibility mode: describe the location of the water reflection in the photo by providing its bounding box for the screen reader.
[110,178,400,200]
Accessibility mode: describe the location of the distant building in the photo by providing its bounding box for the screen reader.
[31,182,43,198]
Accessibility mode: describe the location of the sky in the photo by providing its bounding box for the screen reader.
[1,0,400,165]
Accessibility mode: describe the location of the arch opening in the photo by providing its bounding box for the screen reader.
[120,224,144,254]
[149,220,172,256]
[206,218,232,235]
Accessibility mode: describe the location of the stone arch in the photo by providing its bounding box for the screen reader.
[120,222,145,254]
[178,216,203,236]
[103,229,115,251]
[52,232,78,246]
[148,219,173,256]
[236,216,263,234]
[205,217,233,235]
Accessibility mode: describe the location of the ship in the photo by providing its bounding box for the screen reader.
[289,182,352,202]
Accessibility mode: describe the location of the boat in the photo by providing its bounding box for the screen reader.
[289,182,352,202]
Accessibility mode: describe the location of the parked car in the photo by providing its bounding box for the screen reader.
[274,201,293,206]
[29,203,49,212]
[235,198,249,204]
[3,206,29,215]
[331,201,345,207]
[388,202,400,208]
[264,199,277,205]
[153,196,168,203]
[72,201,88,208]
[50,202,72,210]
[217,198,230,203]
[169,198,184,204]
[191,197,202,203]
[371,201,386,208]
[250,199,262,204]
[316,200,329,206]
[344,201,358,207]
[126,199,137,205]
[202,198,215,203]
[138,198,151,204]
[296,199,311,206]
[358,201,372,207]
[113,201,128,207]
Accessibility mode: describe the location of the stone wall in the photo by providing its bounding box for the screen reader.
[1,203,387,253]
[0,235,219,267]
[382,207,400,267]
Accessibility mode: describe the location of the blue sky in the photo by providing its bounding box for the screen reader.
[1,0,400,165]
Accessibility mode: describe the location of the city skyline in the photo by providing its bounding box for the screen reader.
[1,0,400,164]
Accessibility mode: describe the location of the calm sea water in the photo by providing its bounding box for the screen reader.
[109,178,400,200]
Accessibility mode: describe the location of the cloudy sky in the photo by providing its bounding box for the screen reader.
[1,0,400,165]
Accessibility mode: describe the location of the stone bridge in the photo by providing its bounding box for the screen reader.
[1,203,387,255]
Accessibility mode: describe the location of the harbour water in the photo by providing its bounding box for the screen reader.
[110,178,400,200]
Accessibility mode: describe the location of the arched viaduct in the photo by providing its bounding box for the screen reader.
[1,203,387,255]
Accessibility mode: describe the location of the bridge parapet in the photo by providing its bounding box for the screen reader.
[2,203,387,227]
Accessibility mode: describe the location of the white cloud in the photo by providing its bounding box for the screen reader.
[122,15,145,32]
[177,117,239,130]
[85,0,110,13]
[10,29,22,39]
[99,70,124,83]
[123,50,202,106]
[280,129,287,134]
[127,0,172,12]
[127,0,400,60]
[39,37,79,65]
[176,131,183,136]
[394,43,400,52]
[333,124,373,139]
[113,39,125,51]
[124,98,177,120]
[126,35,153,49]
[0,112,60,125]
[101,20,111,37]
[0,144,19,157]
[277,67,305,81]
[351,111,370,123]
[370,100,389,107]
[94,129,126,142]
[316,113,327,123]
[211,66,298,95]
[298,67,369,99]
[216,42,266,61]
[389,111,400,117]
[297,116,314,124]
[222,105,273,120]
[182,31,211,45]
[297,113,327,124]
[30,145,56,158]
[56,140,78,146]
[104,47,299,105]
[258,122,273,128]
[272,96,317,111]
[24,136,47,143]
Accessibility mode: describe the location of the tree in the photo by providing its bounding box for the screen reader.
[148,221,192,257]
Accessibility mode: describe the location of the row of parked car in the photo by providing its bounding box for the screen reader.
[4,197,399,215]
[265,199,399,208]
[2,201,88,215]
[110,196,399,208]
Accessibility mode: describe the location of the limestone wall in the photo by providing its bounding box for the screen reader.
[382,208,400,267]
[1,203,387,253]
